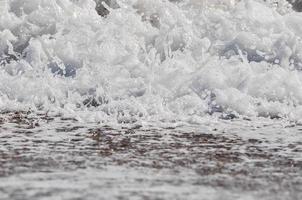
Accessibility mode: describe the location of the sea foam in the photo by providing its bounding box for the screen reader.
[0,0,302,123]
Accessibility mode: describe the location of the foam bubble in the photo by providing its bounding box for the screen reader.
[0,0,302,123]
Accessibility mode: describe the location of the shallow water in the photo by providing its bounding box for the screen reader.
[1,1,302,199]
[0,112,301,199]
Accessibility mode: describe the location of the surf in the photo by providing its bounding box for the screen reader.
[0,0,302,123]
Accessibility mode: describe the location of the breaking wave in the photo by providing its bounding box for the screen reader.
[1,0,302,123]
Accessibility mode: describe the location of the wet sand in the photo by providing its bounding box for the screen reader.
[0,112,301,199]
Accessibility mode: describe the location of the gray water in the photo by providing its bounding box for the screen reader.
[0,112,301,200]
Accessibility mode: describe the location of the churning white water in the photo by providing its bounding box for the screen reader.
[0,0,302,123]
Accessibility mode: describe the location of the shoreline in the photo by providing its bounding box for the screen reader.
[0,112,301,199]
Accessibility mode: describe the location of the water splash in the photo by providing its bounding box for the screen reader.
[0,0,302,123]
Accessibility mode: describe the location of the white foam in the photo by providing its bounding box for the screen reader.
[0,0,302,123]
